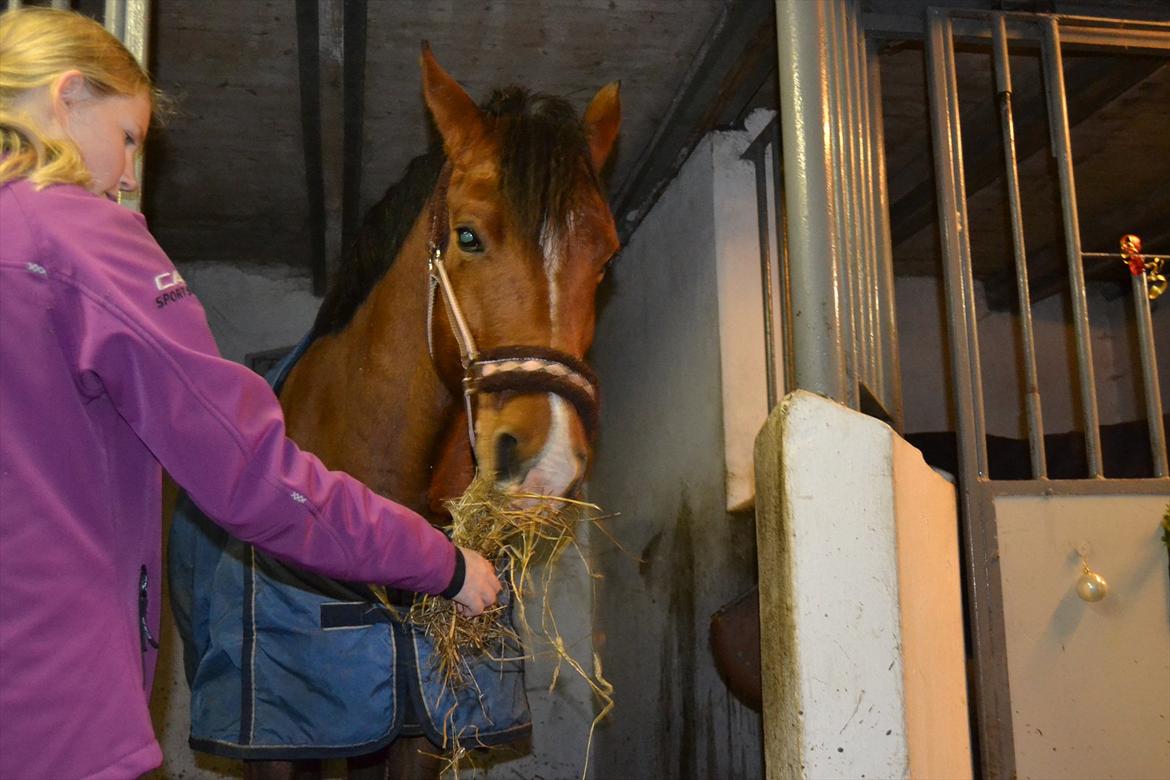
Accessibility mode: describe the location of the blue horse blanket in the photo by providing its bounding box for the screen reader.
[168,337,531,759]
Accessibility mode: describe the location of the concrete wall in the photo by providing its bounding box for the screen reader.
[586,130,764,779]
[897,275,1170,437]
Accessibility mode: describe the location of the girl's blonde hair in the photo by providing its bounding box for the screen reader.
[0,7,154,189]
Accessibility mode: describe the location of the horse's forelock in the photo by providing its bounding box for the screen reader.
[485,88,599,246]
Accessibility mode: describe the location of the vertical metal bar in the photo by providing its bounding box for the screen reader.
[928,13,989,480]
[1041,19,1103,477]
[51,0,69,10]
[828,0,860,410]
[866,38,904,431]
[750,140,781,411]
[770,119,797,397]
[993,16,1048,479]
[775,0,848,402]
[6,0,23,11]
[850,2,881,409]
[833,0,859,385]
[861,39,903,430]
[102,0,150,213]
[843,1,871,398]
[927,12,1012,778]
[1132,273,1168,476]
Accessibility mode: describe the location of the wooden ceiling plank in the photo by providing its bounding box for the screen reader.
[342,0,367,256]
[295,0,327,294]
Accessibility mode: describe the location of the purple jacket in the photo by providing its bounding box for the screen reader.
[0,180,456,779]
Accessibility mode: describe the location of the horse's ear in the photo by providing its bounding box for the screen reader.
[421,42,486,160]
[584,80,621,174]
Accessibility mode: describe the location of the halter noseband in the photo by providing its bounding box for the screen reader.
[425,165,600,454]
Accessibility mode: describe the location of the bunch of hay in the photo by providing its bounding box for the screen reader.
[389,474,616,775]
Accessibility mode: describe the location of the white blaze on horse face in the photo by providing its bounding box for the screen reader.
[513,216,583,498]
[517,395,582,497]
[540,218,565,326]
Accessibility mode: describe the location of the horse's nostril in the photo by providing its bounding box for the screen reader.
[495,432,523,482]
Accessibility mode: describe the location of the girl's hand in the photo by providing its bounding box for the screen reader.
[451,547,501,617]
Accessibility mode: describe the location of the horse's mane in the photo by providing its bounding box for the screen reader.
[309,87,599,339]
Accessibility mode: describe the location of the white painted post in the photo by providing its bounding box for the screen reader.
[754,391,972,779]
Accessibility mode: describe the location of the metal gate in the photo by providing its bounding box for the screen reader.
[924,9,1169,778]
[753,2,1169,776]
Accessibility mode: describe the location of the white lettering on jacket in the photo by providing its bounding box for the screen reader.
[154,271,185,291]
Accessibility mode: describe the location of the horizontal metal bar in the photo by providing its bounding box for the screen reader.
[1082,251,1164,260]
[985,477,1170,497]
[864,11,1170,52]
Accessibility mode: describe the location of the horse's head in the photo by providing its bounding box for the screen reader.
[421,46,620,500]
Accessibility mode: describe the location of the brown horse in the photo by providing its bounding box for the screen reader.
[240,47,619,779]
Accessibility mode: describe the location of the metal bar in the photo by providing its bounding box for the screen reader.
[850,2,882,412]
[843,1,872,402]
[927,11,1011,778]
[748,140,780,411]
[828,0,860,410]
[988,476,1169,497]
[1083,251,1164,260]
[1041,19,1103,478]
[1130,271,1168,476]
[51,0,68,10]
[102,0,150,213]
[769,118,797,398]
[865,12,1170,52]
[775,0,848,403]
[993,16,1048,480]
[930,15,989,481]
[6,1,22,13]
[866,38,904,431]
[834,0,860,393]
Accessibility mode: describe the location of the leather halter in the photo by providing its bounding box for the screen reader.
[425,165,600,455]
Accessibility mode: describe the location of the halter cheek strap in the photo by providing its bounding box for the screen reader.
[424,165,601,454]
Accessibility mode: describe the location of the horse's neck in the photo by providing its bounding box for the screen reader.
[279,219,454,514]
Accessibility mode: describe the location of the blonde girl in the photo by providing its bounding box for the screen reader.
[0,9,499,778]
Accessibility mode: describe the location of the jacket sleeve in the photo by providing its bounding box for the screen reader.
[41,191,456,595]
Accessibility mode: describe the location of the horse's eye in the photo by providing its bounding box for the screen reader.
[455,227,483,253]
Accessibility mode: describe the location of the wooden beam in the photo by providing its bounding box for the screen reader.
[317,0,345,291]
[611,0,775,244]
[295,0,327,295]
[342,0,367,255]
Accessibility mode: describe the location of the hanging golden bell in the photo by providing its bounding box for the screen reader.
[1076,567,1108,603]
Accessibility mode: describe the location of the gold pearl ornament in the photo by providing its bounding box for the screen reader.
[1075,561,1108,603]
